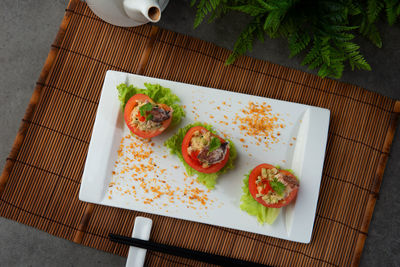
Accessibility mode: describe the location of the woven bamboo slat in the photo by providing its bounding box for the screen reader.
[0,0,399,266]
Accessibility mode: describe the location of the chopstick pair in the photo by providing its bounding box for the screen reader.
[109,233,270,267]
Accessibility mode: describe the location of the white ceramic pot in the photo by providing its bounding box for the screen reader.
[86,0,169,27]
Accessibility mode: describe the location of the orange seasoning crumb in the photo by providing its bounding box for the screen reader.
[235,101,284,148]
[109,134,217,211]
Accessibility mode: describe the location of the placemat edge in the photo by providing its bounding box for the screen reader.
[0,0,79,197]
[351,100,400,267]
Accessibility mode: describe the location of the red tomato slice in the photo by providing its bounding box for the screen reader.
[190,150,201,165]
[124,94,172,139]
[261,180,272,194]
[248,164,299,208]
[181,126,229,174]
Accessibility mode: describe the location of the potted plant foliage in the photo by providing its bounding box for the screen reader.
[192,0,400,78]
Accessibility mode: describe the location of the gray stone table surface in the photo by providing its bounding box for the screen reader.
[1,1,399,266]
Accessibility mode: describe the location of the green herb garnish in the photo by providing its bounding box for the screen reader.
[208,137,221,152]
[270,178,286,196]
[139,102,153,117]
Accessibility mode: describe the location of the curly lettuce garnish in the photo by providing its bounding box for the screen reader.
[164,122,237,189]
[117,83,185,126]
[240,171,280,224]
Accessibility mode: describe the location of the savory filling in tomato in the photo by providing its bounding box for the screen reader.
[255,167,299,205]
[130,100,171,132]
[187,129,229,169]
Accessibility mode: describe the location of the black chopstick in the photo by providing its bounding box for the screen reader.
[109,233,270,267]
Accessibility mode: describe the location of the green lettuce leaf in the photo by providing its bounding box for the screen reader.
[116,83,185,126]
[275,165,294,175]
[284,169,294,174]
[240,172,280,224]
[164,122,237,189]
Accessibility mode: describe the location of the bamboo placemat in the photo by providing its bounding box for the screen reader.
[1,1,399,266]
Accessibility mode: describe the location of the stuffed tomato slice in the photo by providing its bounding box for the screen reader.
[124,94,172,139]
[181,126,229,173]
[249,164,299,208]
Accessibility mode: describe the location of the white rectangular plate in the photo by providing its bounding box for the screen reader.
[79,70,330,243]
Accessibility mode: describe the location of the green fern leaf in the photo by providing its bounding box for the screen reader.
[317,63,330,78]
[309,56,324,70]
[263,10,283,33]
[385,0,399,25]
[210,0,218,9]
[225,19,258,65]
[320,44,331,65]
[193,0,208,28]
[367,0,384,23]
[226,52,240,65]
[277,19,296,38]
[302,39,322,66]
[255,0,275,11]
[192,0,222,28]
[347,52,372,71]
[229,5,268,16]
[360,18,383,48]
[348,2,362,15]
[288,32,311,58]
